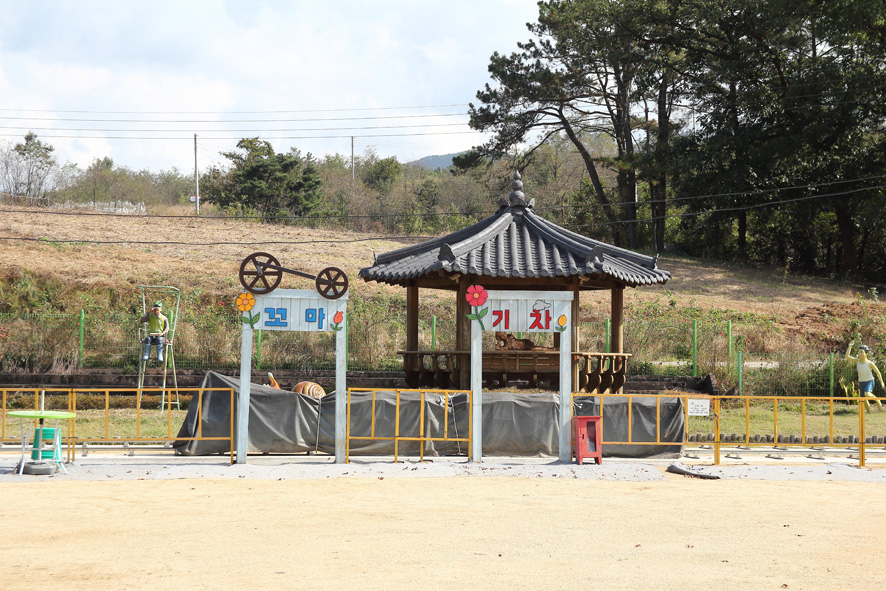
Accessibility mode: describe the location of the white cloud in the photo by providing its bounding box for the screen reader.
[0,0,539,171]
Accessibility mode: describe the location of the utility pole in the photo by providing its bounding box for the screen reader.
[194,133,200,215]
[350,136,355,200]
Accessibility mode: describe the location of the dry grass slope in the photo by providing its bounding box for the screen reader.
[1,204,873,350]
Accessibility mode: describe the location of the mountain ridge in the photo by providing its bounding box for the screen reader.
[406,152,463,170]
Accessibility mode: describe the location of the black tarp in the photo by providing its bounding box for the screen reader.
[174,372,683,458]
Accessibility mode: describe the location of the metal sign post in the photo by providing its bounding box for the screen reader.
[467,288,574,462]
[236,323,253,463]
[235,289,348,464]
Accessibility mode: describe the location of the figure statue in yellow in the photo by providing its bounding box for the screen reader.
[845,341,884,408]
[140,301,170,363]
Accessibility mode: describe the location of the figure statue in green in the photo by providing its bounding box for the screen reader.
[140,301,169,363]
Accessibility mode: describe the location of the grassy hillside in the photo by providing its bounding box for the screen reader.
[0,203,880,357]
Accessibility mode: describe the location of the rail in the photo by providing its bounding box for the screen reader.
[575,392,886,467]
[706,394,886,467]
[4,387,883,468]
[346,388,471,463]
[1,387,235,464]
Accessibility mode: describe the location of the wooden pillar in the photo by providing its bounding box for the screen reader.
[611,286,624,354]
[406,285,419,352]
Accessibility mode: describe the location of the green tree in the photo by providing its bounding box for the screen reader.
[81,157,118,203]
[1,132,58,201]
[466,0,679,249]
[201,138,323,222]
[359,151,402,195]
[670,0,886,279]
[291,156,322,216]
[414,179,440,210]
[154,168,194,205]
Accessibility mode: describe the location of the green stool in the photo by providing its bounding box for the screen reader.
[30,427,61,461]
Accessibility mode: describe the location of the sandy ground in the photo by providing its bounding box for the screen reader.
[1,453,885,591]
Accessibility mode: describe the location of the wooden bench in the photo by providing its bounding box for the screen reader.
[399,351,631,393]
[482,351,561,388]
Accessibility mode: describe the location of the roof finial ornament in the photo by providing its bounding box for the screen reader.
[508,171,533,208]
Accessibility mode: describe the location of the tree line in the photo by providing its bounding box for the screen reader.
[459,0,886,282]
[0,132,194,208]
[0,131,515,236]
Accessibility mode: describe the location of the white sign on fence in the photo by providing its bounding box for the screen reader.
[687,397,711,416]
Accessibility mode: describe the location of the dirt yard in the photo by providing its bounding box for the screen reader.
[1,473,884,590]
[2,208,882,590]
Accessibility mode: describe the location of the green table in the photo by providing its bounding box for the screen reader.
[7,410,76,475]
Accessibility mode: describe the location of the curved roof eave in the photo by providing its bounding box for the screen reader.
[358,173,671,288]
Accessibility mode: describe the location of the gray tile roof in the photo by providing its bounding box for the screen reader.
[359,173,670,288]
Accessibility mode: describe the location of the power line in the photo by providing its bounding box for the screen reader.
[0,130,483,141]
[0,113,467,124]
[3,174,884,223]
[544,174,886,211]
[0,103,470,115]
[3,180,879,246]
[3,180,883,234]
[472,78,886,131]
[566,183,886,231]
[0,122,470,134]
[0,206,490,221]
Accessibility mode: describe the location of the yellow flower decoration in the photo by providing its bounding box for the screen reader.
[558,315,567,327]
[235,292,256,312]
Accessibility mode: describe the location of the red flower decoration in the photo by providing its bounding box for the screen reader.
[466,285,488,307]
[333,310,344,324]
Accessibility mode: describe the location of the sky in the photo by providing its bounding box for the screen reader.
[0,0,540,174]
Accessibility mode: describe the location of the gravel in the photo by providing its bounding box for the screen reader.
[2,452,884,482]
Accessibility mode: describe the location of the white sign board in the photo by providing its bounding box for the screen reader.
[482,296,571,333]
[687,398,711,417]
[246,290,346,332]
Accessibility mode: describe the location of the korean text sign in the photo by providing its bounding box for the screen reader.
[253,289,347,332]
[481,290,572,333]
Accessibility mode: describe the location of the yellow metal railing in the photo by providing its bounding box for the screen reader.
[346,388,471,463]
[5,386,882,468]
[573,392,886,467]
[1,387,235,465]
[708,394,885,467]
[571,392,689,450]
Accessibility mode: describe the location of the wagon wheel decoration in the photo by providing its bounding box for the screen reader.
[314,267,348,300]
[238,252,283,295]
[238,252,349,299]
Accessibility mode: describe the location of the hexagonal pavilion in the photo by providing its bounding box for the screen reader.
[359,172,670,391]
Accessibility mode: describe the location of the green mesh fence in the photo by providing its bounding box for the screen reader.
[734,353,876,399]
[0,310,869,402]
[0,313,80,372]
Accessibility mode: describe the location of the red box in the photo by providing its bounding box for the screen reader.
[573,416,602,465]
